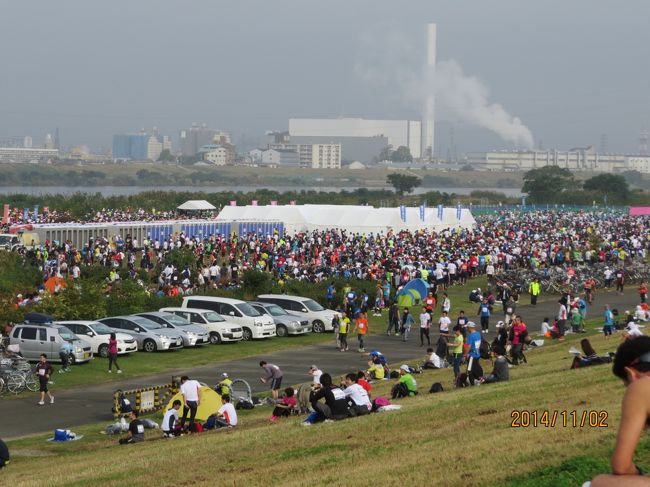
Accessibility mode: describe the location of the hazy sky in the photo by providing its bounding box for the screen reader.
[2,0,649,155]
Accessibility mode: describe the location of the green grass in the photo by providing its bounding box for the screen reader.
[4,316,649,487]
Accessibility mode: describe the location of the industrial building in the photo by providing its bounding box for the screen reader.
[112,131,172,162]
[289,118,422,161]
[465,148,650,173]
[0,147,59,163]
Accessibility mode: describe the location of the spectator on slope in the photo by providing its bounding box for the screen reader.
[259,361,284,400]
[303,373,350,425]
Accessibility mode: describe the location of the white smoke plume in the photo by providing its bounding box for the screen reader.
[355,29,535,149]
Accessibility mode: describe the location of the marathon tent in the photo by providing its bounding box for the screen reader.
[216,204,475,235]
[177,200,216,211]
[396,279,429,307]
[165,386,221,422]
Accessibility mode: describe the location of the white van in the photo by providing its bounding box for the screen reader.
[256,294,337,333]
[159,307,243,344]
[181,296,276,341]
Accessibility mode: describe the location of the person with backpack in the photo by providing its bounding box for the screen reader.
[466,322,483,386]
[304,373,350,425]
[391,365,418,399]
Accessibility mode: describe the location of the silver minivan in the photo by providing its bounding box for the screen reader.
[9,324,93,363]
[99,316,184,352]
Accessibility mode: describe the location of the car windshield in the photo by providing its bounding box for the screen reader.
[57,326,77,341]
[303,299,325,312]
[133,317,162,330]
[266,304,288,316]
[91,323,114,335]
[237,303,261,317]
[204,312,225,322]
[163,314,192,327]
[0,235,13,245]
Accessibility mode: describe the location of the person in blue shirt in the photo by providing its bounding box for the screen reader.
[466,322,484,385]
[345,289,357,315]
[360,291,369,312]
[59,340,73,373]
[326,283,336,309]
[477,298,491,334]
[578,296,588,320]
[603,305,614,339]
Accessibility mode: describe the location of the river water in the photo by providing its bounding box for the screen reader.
[0,185,524,197]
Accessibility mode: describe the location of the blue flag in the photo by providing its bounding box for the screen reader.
[33,205,39,220]
[419,203,426,222]
[399,205,406,222]
[456,203,462,221]
[23,208,29,221]
[437,204,443,220]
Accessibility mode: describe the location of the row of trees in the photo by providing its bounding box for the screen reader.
[522,167,632,204]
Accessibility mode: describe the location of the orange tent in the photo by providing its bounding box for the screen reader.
[44,276,67,293]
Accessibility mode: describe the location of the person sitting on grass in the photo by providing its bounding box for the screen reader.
[480,347,509,384]
[356,371,373,397]
[343,373,372,416]
[118,411,145,445]
[366,358,385,380]
[423,347,443,369]
[162,400,182,437]
[391,365,418,399]
[589,336,650,487]
[303,373,350,425]
[570,339,613,369]
[0,437,9,469]
[270,388,297,423]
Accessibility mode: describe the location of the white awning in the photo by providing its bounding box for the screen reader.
[177,200,216,211]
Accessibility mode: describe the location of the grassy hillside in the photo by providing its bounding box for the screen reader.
[4,325,649,487]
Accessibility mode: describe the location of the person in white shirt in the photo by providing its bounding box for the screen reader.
[343,373,371,416]
[179,375,202,430]
[438,311,451,335]
[441,293,451,314]
[308,365,323,384]
[419,306,431,347]
[162,400,181,437]
[214,394,238,427]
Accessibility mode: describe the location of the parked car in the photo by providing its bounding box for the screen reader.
[134,312,209,347]
[98,316,184,352]
[256,294,337,333]
[248,301,312,337]
[180,296,276,341]
[0,233,21,252]
[9,323,93,363]
[57,320,137,357]
[158,307,243,344]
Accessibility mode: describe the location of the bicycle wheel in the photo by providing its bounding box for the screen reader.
[6,372,25,394]
[24,373,39,392]
[228,379,252,403]
[0,377,5,395]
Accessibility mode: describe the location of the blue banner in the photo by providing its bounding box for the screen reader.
[456,203,462,221]
[33,205,39,220]
[23,208,29,221]
[419,203,425,222]
[399,205,406,222]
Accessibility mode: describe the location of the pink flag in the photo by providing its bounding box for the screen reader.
[229,201,237,206]
[2,204,8,224]
[251,200,258,206]
[289,200,296,206]
[270,201,277,206]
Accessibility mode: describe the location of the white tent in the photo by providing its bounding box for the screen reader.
[215,204,475,234]
[177,200,216,211]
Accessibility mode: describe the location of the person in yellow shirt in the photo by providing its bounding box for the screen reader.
[366,359,385,380]
[338,312,351,352]
[451,327,464,379]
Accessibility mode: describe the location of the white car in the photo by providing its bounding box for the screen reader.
[57,320,138,357]
[159,307,243,344]
[181,296,276,341]
[256,294,337,333]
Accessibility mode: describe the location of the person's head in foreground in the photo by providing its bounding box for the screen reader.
[589,336,650,487]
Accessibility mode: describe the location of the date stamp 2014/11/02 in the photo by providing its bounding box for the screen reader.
[511,410,608,428]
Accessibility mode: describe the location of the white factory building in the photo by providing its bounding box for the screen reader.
[466,148,650,173]
[289,118,422,160]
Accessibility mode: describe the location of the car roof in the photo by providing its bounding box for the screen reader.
[54,320,102,326]
[160,307,215,314]
[183,296,246,305]
[135,311,173,318]
[257,294,307,301]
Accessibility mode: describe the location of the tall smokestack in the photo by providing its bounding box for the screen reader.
[422,23,436,160]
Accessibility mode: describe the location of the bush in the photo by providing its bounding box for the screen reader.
[0,253,42,297]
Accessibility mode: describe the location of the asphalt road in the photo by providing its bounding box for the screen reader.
[0,289,641,439]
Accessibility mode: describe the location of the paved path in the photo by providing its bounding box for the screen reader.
[0,289,640,439]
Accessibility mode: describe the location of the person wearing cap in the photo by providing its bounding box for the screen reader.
[308,365,323,385]
[493,320,508,351]
[590,336,650,486]
[391,365,418,399]
[466,322,483,386]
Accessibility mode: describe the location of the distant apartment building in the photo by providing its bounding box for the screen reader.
[199,144,235,166]
[0,147,59,163]
[180,123,231,157]
[0,136,32,148]
[267,141,341,168]
[261,149,300,167]
[112,132,171,161]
